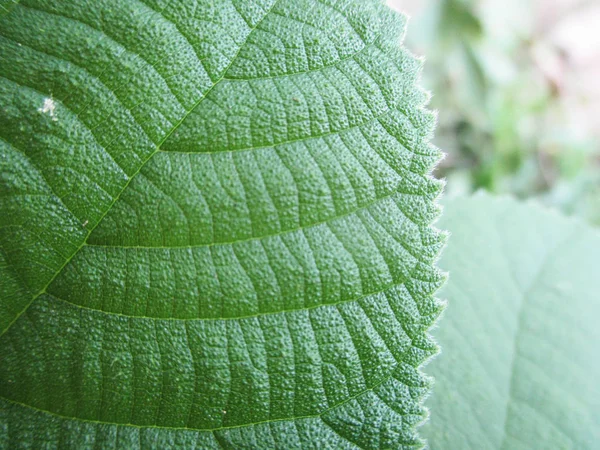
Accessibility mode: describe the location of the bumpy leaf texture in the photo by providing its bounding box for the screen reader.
[424,194,600,448]
[0,1,445,448]
[0,1,19,18]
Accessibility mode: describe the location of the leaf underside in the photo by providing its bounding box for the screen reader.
[424,194,600,449]
[0,1,444,448]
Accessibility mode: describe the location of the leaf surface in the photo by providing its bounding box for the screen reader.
[424,194,600,448]
[0,0,444,448]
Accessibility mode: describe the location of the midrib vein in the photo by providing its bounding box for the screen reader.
[0,0,280,338]
[499,228,577,448]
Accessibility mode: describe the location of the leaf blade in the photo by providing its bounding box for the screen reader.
[424,194,600,448]
[0,1,444,447]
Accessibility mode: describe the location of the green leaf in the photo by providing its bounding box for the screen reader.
[0,1,445,448]
[424,193,600,448]
[0,0,19,19]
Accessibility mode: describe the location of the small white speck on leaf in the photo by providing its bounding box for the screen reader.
[82,220,89,228]
[38,97,58,121]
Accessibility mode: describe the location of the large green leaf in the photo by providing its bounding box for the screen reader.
[424,194,600,448]
[0,0,445,448]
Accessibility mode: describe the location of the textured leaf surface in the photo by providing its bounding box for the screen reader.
[0,0,445,448]
[0,0,18,18]
[424,194,600,449]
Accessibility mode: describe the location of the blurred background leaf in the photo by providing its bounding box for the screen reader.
[389,0,600,226]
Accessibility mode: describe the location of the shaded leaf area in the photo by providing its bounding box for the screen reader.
[424,193,600,448]
[0,0,444,448]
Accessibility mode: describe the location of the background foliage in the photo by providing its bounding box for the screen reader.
[390,0,600,226]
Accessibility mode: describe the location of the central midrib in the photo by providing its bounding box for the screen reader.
[499,229,577,448]
[0,0,281,339]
